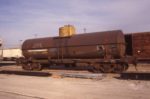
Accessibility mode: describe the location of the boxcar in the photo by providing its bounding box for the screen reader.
[0,48,23,61]
[125,32,150,62]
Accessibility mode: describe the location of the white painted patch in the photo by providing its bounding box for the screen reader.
[27,49,48,52]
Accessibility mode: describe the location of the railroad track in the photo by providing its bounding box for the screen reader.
[0,69,106,80]
[0,65,150,80]
[0,69,150,80]
[0,64,108,80]
[0,61,16,66]
[120,72,150,80]
[0,70,51,77]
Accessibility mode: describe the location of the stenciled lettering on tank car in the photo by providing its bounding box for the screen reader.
[32,43,43,49]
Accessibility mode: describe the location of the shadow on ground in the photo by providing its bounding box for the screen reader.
[0,70,51,77]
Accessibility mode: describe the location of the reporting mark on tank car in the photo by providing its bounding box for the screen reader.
[32,43,43,48]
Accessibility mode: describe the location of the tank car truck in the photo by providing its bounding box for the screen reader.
[20,26,130,73]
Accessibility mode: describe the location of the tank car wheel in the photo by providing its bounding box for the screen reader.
[32,63,42,71]
[65,63,76,68]
[113,64,124,73]
[22,63,33,70]
[65,64,70,68]
[123,63,129,71]
[91,67,101,73]
[91,64,102,73]
[100,64,114,73]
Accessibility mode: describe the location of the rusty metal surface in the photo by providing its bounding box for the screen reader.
[132,32,150,60]
[22,30,125,59]
[22,30,124,49]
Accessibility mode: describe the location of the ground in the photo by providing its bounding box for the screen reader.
[0,64,150,99]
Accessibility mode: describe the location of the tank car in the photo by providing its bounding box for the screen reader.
[21,30,129,73]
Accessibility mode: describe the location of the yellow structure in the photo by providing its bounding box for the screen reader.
[59,25,76,37]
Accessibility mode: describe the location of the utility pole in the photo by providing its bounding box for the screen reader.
[19,40,23,48]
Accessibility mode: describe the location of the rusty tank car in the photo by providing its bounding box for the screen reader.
[21,30,129,73]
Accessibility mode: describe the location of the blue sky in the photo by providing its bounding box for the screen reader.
[0,0,150,48]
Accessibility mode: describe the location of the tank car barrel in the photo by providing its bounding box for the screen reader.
[21,30,128,73]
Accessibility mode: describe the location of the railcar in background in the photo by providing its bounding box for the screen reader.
[0,48,23,61]
[125,32,150,63]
